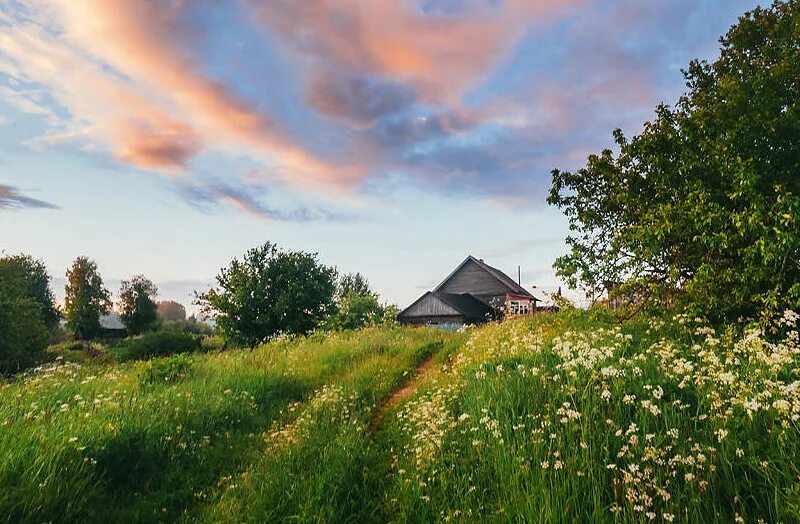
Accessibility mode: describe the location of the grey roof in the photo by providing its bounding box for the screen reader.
[100,312,125,330]
[435,255,540,301]
[398,291,495,323]
[436,292,496,322]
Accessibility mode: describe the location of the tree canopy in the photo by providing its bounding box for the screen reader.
[548,0,800,321]
[0,254,56,373]
[0,254,60,330]
[64,257,112,340]
[196,242,337,346]
[325,273,385,330]
[119,275,159,335]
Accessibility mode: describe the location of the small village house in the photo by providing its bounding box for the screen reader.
[398,255,540,328]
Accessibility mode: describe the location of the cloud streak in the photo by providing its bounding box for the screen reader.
[0,184,58,210]
[175,177,358,223]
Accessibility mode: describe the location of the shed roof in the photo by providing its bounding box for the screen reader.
[437,292,496,322]
[398,291,495,324]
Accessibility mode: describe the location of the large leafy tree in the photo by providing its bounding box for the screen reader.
[64,257,112,340]
[197,242,337,346]
[119,275,159,335]
[0,254,55,373]
[548,1,800,321]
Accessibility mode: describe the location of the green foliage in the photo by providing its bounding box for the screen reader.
[548,1,800,321]
[118,275,158,335]
[156,300,186,322]
[0,254,60,330]
[0,287,49,374]
[162,318,214,336]
[325,290,384,330]
[64,257,111,340]
[325,272,399,331]
[197,242,337,347]
[137,353,194,386]
[0,254,57,373]
[46,340,109,364]
[336,272,372,300]
[379,303,400,327]
[116,328,201,361]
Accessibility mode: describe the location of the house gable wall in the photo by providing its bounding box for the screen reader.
[436,259,511,305]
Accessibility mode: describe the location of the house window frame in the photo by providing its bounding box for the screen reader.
[507,299,530,316]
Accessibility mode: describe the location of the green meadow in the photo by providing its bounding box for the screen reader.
[2,310,799,523]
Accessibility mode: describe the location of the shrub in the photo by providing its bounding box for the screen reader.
[118,329,201,361]
[137,353,194,385]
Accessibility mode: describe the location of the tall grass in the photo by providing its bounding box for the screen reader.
[378,311,800,523]
[0,327,455,523]
[3,311,799,523]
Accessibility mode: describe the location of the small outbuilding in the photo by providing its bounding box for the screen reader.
[398,255,540,328]
[99,312,127,339]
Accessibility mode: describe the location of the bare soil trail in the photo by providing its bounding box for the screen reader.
[371,354,437,430]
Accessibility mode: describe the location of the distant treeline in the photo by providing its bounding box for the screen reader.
[0,242,397,374]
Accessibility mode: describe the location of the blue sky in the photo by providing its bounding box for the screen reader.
[0,0,763,312]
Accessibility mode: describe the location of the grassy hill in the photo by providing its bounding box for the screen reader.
[2,311,799,523]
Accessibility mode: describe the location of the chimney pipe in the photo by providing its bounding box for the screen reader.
[518,265,521,286]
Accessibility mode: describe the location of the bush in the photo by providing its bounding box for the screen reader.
[117,329,201,361]
[46,340,109,364]
[137,353,194,385]
[162,319,214,336]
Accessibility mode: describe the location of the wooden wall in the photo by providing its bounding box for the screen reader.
[400,293,460,318]
[437,259,510,301]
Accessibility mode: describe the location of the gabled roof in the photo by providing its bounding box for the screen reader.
[434,255,540,301]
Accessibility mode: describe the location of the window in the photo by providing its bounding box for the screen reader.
[508,300,530,316]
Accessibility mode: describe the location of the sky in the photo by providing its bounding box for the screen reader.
[0,0,764,312]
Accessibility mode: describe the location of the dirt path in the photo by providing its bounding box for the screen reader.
[371,355,437,430]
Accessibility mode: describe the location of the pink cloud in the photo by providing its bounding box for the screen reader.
[47,0,361,189]
[0,15,202,171]
[249,0,581,104]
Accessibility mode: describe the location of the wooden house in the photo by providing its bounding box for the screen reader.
[398,256,540,328]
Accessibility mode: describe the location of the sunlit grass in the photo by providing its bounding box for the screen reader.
[0,327,455,523]
[3,311,799,523]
